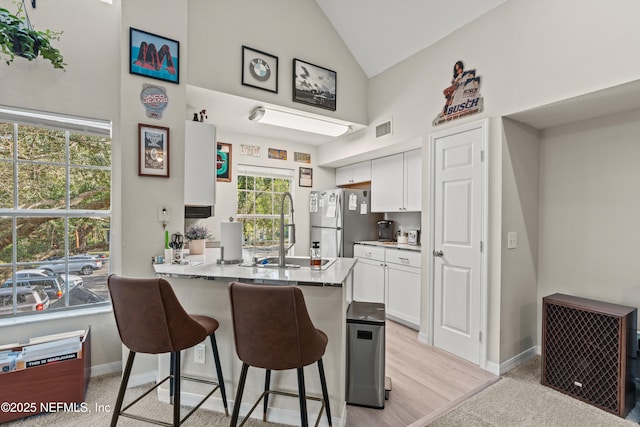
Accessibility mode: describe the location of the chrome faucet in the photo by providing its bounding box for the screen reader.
[278,191,296,267]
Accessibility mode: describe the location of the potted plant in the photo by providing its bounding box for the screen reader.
[185,224,212,255]
[0,3,65,69]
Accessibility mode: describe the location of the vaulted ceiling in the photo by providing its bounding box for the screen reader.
[314,0,508,78]
[188,1,509,146]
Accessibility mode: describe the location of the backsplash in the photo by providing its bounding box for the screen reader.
[384,212,421,236]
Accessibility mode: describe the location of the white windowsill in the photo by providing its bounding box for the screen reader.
[0,303,113,328]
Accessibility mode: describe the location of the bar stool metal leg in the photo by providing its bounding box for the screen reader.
[297,367,309,427]
[318,358,332,426]
[172,351,181,426]
[111,351,136,427]
[169,352,175,405]
[209,333,229,415]
[231,363,249,427]
[263,369,271,421]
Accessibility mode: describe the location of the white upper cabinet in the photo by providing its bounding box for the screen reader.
[184,120,216,206]
[404,149,422,211]
[371,153,403,212]
[335,160,371,186]
[371,149,422,212]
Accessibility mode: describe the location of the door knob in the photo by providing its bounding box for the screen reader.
[433,250,444,257]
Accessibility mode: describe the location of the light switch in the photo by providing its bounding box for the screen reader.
[507,232,517,249]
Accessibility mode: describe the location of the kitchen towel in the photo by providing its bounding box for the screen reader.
[220,222,242,261]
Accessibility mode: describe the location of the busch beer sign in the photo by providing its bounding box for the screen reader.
[433,60,483,126]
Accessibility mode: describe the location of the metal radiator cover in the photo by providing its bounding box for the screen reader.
[541,293,637,418]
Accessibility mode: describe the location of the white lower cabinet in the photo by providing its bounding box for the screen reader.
[386,260,421,329]
[353,244,421,329]
[353,245,385,303]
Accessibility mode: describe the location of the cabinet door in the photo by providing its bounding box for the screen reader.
[335,165,352,186]
[185,121,216,206]
[371,153,404,212]
[386,262,421,329]
[353,257,385,304]
[404,149,422,212]
[351,160,372,184]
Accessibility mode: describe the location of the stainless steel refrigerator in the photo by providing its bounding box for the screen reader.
[309,189,383,258]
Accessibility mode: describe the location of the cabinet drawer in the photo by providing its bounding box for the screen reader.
[354,244,385,261]
[385,249,421,267]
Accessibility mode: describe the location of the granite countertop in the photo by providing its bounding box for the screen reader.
[153,248,356,287]
[355,241,422,252]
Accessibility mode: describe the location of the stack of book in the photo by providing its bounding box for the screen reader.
[0,329,86,373]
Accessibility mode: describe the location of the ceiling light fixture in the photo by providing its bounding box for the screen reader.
[248,107,351,137]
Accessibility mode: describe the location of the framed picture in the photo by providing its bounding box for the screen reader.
[138,124,169,178]
[293,58,336,111]
[216,142,232,182]
[299,167,313,188]
[130,27,180,84]
[242,46,278,93]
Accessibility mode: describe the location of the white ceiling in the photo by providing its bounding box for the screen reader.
[189,1,508,146]
[314,0,509,78]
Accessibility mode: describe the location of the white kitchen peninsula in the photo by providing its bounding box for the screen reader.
[152,250,356,427]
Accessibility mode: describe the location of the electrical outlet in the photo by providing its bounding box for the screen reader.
[507,232,517,249]
[194,343,206,364]
[158,206,170,224]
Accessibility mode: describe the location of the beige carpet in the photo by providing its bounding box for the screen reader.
[427,356,638,427]
[4,373,289,427]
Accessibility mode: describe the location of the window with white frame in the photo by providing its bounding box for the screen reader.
[0,106,112,318]
[236,165,294,258]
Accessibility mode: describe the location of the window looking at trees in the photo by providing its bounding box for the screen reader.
[0,109,111,319]
[236,165,293,258]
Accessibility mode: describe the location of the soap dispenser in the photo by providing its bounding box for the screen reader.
[310,241,321,270]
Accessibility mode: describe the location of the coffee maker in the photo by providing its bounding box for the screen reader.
[377,220,394,241]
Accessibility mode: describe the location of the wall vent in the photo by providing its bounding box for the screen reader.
[376,120,392,138]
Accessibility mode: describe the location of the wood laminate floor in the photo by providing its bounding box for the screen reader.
[346,320,498,427]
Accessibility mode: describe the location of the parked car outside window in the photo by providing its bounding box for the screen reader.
[13,269,83,290]
[1,277,64,300]
[0,287,50,314]
[40,254,103,276]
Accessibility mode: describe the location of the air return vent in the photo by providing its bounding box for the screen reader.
[375,120,392,138]
[542,293,636,417]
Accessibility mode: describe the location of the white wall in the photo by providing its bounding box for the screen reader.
[0,0,122,369]
[187,0,368,126]
[500,118,540,361]
[537,110,640,342]
[319,0,640,168]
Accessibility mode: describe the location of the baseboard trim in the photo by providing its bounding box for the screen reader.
[158,389,345,427]
[90,361,121,378]
[89,362,158,390]
[498,346,538,375]
[127,370,158,388]
[418,331,428,345]
[485,360,500,375]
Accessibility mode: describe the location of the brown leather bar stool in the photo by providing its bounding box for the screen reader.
[108,275,228,426]
[228,281,332,427]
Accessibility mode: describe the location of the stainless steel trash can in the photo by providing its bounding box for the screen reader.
[346,301,386,408]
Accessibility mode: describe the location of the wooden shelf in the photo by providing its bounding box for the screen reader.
[0,326,91,423]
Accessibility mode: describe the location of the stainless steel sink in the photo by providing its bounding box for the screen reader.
[250,256,336,270]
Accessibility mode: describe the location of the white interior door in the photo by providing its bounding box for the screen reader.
[431,123,485,365]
